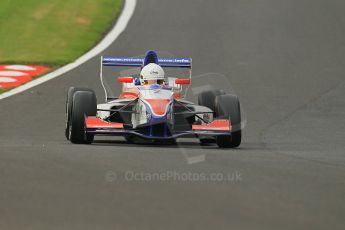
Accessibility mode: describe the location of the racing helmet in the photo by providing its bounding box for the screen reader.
[140,63,165,85]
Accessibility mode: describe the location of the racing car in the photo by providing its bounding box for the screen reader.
[65,50,241,148]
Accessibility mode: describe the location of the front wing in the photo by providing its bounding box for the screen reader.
[85,117,232,140]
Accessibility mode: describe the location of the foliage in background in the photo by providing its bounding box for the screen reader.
[0,0,123,66]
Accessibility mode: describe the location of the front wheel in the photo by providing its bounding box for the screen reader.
[69,91,97,144]
[215,94,241,148]
[198,89,226,145]
[215,131,241,148]
[65,87,95,140]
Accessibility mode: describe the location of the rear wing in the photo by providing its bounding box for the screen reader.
[102,56,192,68]
[100,55,192,101]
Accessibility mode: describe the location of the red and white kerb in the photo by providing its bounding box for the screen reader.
[0,65,49,88]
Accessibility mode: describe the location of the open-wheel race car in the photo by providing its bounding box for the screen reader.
[65,50,242,148]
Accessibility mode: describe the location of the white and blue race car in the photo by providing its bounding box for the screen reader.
[65,50,241,148]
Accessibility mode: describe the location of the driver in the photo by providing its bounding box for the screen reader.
[139,63,165,86]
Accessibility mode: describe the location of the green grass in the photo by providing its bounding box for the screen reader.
[0,0,123,66]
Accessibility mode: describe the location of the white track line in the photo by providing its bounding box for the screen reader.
[0,0,136,100]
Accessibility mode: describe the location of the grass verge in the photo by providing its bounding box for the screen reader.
[0,0,123,66]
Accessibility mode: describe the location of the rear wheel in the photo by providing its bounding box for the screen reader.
[198,89,226,111]
[65,87,95,140]
[215,94,241,148]
[69,91,97,144]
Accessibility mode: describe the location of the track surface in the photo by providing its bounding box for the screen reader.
[1,0,345,229]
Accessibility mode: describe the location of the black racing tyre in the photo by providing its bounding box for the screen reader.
[197,89,226,144]
[215,94,241,148]
[197,89,226,111]
[69,91,97,144]
[65,87,95,140]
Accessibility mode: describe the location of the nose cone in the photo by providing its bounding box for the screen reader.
[145,99,171,116]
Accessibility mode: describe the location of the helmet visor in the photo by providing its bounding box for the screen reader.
[142,79,164,85]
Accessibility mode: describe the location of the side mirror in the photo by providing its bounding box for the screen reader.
[175,78,191,85]
[118,76,133,83]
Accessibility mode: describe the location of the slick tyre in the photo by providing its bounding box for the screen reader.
[69,91,97,144]
[198,89,226,144]
[65,87,95,140]
[215,94,241,148]
[198,89,226,111]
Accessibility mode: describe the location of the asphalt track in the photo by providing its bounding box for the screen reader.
[1,0,345,229]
